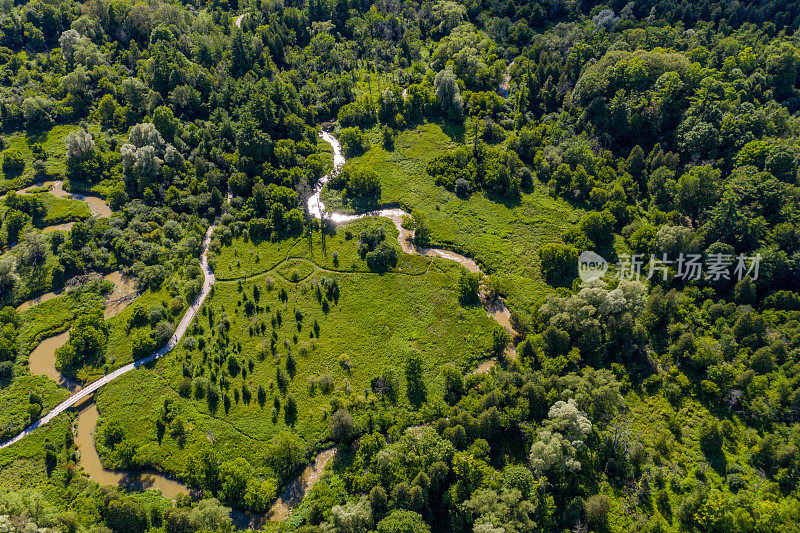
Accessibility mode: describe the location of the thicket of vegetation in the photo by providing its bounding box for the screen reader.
[1,0,800,531]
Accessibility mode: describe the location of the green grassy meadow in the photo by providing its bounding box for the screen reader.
[0,125,87,191]
[36,192,92,224]
[0,192,92,230]
[0,416,76,491]
[2,214,495,480]
[90,217,496,477]
[212,217,429,280]
[84,288,177,382]
[328,122,582,315]
[0,123,586,512]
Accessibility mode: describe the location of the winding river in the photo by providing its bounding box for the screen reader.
[2,129,515,523]
[27,331,79,392]
[0,180,111,244]
[30,180,111,217]
[13,180,112,231]
[74,403,189,498]
[267,447,337,522]
[1,183,194,498]
[310,131,516,345]
[17,270,137,315]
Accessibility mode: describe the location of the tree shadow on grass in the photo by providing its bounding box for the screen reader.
[141,358,158,370]
[485,189,522,209]
[1,168,25,183]
[349,194,381,214]
[440,120,465,144]
[25,130,49,146]
[701,443,728,475]
[382,139,396,152]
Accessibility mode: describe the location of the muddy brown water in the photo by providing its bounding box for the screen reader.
[102,271,137,318]
[42,222,75,233]
[4,180,111,230]
[23,180,67,198]
[0,180,64,199]
[28,331,81,392]
[74,403,190,498]
[30,180,112,217]
[23,279,184,497]
[72,193,112,218]
[16,270,136,317]
[13,130,510,522]
[28,332,189,498]
[381,210,517,345]
[2,180,110,233]
[16,290,62,313]
[24,277,186,498]
[267,448,337,522]
[28,323,335,517]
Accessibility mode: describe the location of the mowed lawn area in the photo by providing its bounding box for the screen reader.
[334,122,581,315]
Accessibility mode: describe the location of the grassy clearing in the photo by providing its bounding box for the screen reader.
[276,258,316,282]
[35,193,92,224]
[0,415,74,490]
[212,217,428,280]
[0,192,91,228]
[329,122,581,315]
[91,222,495,478]
[211,236,304,281]
[0,125,92,191]
[0,375,72,444]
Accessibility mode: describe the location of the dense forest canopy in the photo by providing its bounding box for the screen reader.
[0,0,799,532]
